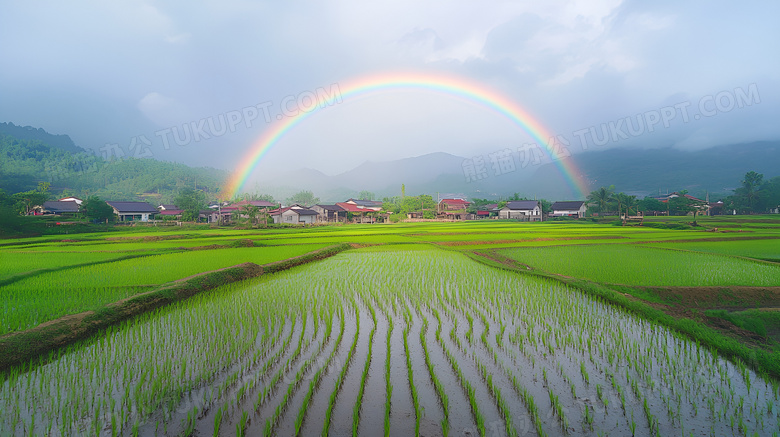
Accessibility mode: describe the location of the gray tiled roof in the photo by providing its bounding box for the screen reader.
[106,201,158,213]
[504,200,539,210]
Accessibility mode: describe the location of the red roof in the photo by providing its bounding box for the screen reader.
[476,211,490,216]
[269,207,291,216]
[158,209,183,215]
[335,202,367,213]
[441,198,470,206]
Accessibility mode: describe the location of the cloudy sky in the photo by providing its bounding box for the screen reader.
[1,0,778,179]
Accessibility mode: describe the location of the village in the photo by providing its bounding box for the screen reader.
[29,190,729,226]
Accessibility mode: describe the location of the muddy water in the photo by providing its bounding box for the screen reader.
[417,306,478,435]
[388,299,416,437]
[296,310,358,436]
[137,317,289,437]
[435,298,507,436]
[357,306,390,436]
[326,300,374,436]
[404,299,446,436]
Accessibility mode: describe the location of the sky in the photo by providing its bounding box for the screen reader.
[1,0,778,181]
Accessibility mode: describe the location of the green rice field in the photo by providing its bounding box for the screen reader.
[1,216,780,436]
[1,248,778,436]
[1,244,327,335]
[499,244,780,287]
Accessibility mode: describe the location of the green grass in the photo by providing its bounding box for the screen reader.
[499,244,780,286]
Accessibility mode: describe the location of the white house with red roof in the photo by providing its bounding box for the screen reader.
[335,202,380,223]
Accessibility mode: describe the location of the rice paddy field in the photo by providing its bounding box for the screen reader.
[0,244,328,335]
[1,216,780,436]
[498,244,780,287]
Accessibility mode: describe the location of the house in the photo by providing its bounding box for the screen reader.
[475,203,500,218]
[158,204,178,211]
[551,201,587,218]
[708,201,725,216]
[199,210,220,223]
[311,204,346,223]
[217,206,239,223]
[269,204,318,224]
[336,202,379,223]
[106,201,157,222]
[38,200,80,216]
[498,200,542,221]
[650,192,705,203]
[157,209,183,219]
[58,196,83,205]
[344,198,383,211]
[438,198,471,220]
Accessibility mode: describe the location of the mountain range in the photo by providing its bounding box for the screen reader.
[1,121,778,202]
[258,141,780,202]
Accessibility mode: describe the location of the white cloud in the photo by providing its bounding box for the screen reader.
[137,92,190,127]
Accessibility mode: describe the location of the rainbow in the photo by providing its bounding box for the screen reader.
[225,72,588,199]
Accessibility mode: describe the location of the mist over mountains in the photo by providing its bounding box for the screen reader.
[1,122,778,202]
[257,142,780,202]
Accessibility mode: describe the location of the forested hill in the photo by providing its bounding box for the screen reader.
[0,122,84,154]
[0,132,228,203]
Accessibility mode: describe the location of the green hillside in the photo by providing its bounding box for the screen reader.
[0,132,228,203]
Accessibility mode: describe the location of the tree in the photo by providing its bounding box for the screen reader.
[81,196,114,222]
[287,190,319,207]
[586,186,615,215]
[538,199,552,216]
[733,171,764,213]
[358,191,375,201]
[757,176,780,212]
[12,188,50,215]
[175,188,207,221]
[668,192,707,222]
[0,189,12,208]
[613,192,637,217]
[638,197,666,215]
[241,192,275,202]
[240,204,260,225]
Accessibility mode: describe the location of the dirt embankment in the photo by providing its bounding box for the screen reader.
[0,243,350,370]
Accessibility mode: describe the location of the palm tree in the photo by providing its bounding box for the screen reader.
[587,186,615,216]
[240,204,260,225]
[738,171,764,213]
[614,192,637,217]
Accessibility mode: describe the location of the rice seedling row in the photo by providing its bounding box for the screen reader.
[1,248,778,436]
